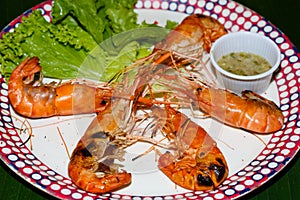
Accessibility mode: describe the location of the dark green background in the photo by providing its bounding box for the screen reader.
[0,0,299,199]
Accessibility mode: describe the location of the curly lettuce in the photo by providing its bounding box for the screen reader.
[0,0,176,82]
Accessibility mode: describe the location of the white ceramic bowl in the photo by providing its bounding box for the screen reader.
[210,31,281,94]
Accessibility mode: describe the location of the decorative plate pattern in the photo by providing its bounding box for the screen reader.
[0,0,299,199]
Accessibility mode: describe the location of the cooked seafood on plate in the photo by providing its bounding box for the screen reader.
[0,0,299,199]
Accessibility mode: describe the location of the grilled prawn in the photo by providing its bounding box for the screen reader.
[68,105,132,193]
[8,57,112,118]
[152,105,228,190]
[154,14,228,55]
[195,86,284,133]
[156,74,284,133]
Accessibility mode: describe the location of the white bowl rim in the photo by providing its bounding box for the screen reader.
[210,31,281,81]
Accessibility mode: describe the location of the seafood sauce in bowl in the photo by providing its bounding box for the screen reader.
[210,31,281,94]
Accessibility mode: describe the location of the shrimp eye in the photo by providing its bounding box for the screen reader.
[187,76,195,81]
[92,131,108,139]
[196,87,202,92]
[80,143,95,157]
[199,152,205,157]
[209,164,226,182]
[197,174,213,186]
[100,100,107,105]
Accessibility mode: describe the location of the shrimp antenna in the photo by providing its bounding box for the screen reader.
[107,71,122,84]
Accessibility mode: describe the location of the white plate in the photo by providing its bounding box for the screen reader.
[0,0,299,199]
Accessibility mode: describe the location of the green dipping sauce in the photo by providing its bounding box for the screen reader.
[217,52,272,76]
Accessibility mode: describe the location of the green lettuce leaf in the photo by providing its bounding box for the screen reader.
[0,0,175,82]
[52,0,105,43]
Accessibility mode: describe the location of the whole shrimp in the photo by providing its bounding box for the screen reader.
[154,14,228,55]
[8,57,112,118]
[195,85,284,133]
[151,13,227,67]
[68,104,132,193]
[150,105,228,190]
[155,74,284,133]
